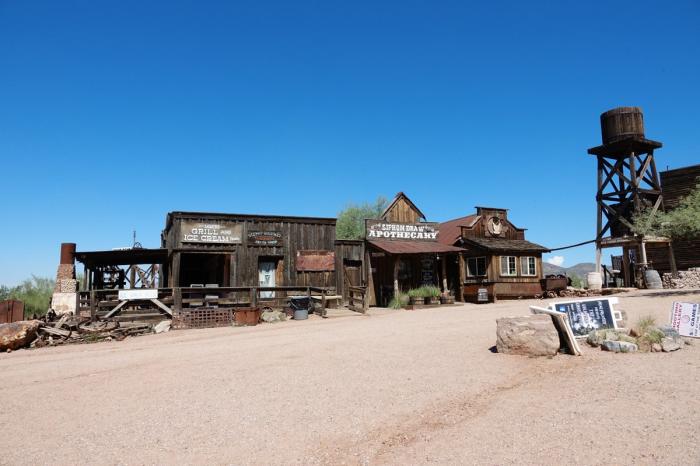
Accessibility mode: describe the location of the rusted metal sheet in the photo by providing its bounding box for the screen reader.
[296,251,335,271]
[0,300,24,324]
[367,240,464,255]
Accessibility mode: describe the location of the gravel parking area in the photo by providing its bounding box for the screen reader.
[1,289,698,465]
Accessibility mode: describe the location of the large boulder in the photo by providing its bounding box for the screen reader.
[496,315,560,357]
[0,320,41,351]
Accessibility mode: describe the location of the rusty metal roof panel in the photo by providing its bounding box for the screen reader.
[438,215,480,245]
[367,240,465,255]
[462,237,549,253]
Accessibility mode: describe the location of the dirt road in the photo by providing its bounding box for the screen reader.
[1,290,698,465]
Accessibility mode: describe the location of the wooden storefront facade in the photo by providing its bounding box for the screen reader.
[361,193,466,306]
[439,207,549,302]
[162,211,338,290]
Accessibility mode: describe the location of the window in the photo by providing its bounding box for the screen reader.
[500,256,517,276]
[521,256,537,276]
[467,257,487,277]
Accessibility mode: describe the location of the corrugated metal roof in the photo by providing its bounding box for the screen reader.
[438,215,480,245]
[75,248,169,267]
[367,240,465,254]
[462,237,549,252]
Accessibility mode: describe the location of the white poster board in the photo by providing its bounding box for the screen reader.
[669,302,700,338]
[118,289,158,300]
[547,297,623,337]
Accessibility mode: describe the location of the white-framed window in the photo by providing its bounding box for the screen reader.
[466,257,487,277]
[520,256,537,276]
[500,256,517,276]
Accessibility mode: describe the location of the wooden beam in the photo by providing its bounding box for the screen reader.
[103,300,128,319]
[150,299,173,317]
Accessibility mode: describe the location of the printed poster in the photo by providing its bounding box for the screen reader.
[669,302,700,338]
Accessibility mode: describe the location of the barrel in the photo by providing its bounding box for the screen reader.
[293,309,309,320]
[587,272,603,291]
[60,243,76,265]
[600,107,645,145]
[644,269,663,289]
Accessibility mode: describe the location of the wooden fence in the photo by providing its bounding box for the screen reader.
[347,286,368,313]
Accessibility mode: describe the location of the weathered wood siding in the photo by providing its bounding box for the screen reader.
[163,212,337,288]
[647,164,700,273]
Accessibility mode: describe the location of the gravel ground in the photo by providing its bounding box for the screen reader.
[1,289,698,465]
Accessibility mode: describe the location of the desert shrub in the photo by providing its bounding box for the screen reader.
[388,292,409,309]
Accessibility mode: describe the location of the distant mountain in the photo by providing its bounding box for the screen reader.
[542,262,596,278]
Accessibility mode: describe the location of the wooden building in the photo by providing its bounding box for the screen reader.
[439,207,549,302]
[646,163,700,274]
[162,211,337,289]
[363,193,465,306]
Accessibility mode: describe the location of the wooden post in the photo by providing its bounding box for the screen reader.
[458,254,466,302]
[173,288,182,312]
[668,242,678,278]
[595,158,603,274]
[365,249,376,307]
[250,287,258,307]
[171,252,181,288]
[89,290,96,320]
[321,294,327,317]
[441,255,448,294]
[393,255,400,299]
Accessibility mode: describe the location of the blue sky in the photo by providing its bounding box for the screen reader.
[1,0,698,285]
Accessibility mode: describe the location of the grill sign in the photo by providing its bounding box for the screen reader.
[248,231,282,246]
[366,220,439,241]
[181,221,242,244]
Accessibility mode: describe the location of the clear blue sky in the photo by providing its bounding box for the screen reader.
[1,1,699,285]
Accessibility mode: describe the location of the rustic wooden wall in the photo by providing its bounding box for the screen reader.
[646,164,700,273]
[163,213,337,288]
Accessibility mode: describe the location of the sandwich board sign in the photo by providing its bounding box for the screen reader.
[548,297,623,338]
[669,302,700,338]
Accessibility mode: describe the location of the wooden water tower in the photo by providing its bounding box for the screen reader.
[587,107,674,287]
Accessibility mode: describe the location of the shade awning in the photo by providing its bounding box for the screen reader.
[75,248,168,267]
[368,240,465,255]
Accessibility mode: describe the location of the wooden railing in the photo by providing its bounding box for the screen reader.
[79,286,337,319]
[347,286,368,313]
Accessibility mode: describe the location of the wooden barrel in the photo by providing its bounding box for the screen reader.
[644,269,663,289]
[587,272,603,291]
[600,107,645,145]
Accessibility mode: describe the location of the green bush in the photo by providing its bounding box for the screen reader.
[388,292,409,309]
[421,285,441,298]
[407,288,424,298]
[1,276,55,318]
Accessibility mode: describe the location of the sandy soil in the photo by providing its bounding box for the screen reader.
[1,289,699,465]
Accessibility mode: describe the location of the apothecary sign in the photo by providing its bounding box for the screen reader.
[365,220,439,241]
[248,230,282,246]
[180,221,242,244]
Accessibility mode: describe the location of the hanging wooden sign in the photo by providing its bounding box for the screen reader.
[365,220,439,241]
[247,231,282,246]
[180,221,243,244]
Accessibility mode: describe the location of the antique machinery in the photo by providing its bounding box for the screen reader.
[588,107,675,287]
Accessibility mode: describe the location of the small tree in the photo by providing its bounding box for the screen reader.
[1,276,55,317]
[632,182,700,240]
[336,196,388,240]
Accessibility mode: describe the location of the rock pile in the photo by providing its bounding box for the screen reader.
[662,269,700,289]
[0,316,165,352]
[586,321,691,353]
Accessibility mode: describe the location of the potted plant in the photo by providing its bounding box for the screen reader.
[389,292,409,310]
[407,288,424,306]
[423,285,441,305]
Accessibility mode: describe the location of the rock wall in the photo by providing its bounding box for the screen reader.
[662,269,700,289]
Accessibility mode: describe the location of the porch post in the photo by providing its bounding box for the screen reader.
[393,255,400,298]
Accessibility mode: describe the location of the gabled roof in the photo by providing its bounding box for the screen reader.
[438,214,480,246]
[382,192,426,221]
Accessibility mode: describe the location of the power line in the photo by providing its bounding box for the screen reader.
[548,239,596,251]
